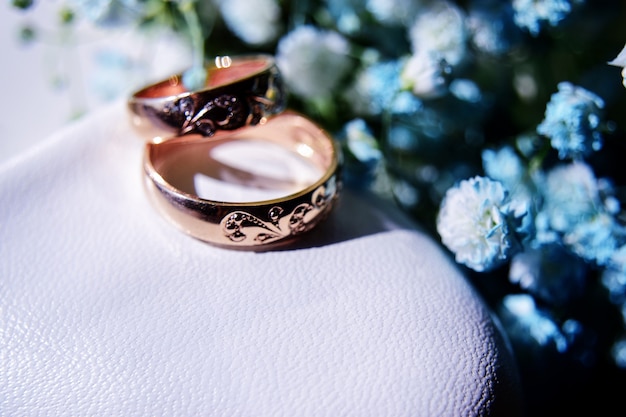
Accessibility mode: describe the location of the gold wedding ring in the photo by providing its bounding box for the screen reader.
[128,55,285,141]
[143,112,341,250]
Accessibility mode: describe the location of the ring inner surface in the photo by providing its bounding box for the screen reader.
[151,115,335,204]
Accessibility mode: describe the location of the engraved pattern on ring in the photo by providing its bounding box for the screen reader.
[169,94,249,136]
[220,178,338,245]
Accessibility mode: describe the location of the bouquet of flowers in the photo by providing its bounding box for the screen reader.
[12,0,626,414]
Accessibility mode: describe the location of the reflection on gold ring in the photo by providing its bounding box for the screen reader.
[215,55,233,69]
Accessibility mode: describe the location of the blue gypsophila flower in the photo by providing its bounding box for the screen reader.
[386,123,420,152]
[393,178,421,209]
[564,212,626,266]
[481,145,539,205]
[366,0,424,26]
[537,82,604,160]
[390,91,423,115]
[515,132,544,159]
[608,244,626,271]
[512,0,574,36]
[338,119,383,189]
[602,245,626,305]
[533,161,626,265]
[449,79,482,103]
[218,0,281,45]
[323,0,366,34]
[482,145,537,237]
[386,104,454,157]
[349,60,403,115]
[276,25,352,99]
[535,162,600,235]
[509,244,587,305]
[467,1,521,56]
[482,146,525,190]
[612,338,626,369]
[500,294,570,351]
[437,176,527,272]
[343,119,382,166]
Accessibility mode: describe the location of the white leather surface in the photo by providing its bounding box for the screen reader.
[0,102,522,416]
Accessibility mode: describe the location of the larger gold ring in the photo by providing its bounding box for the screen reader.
[128,55,285,141]
[143,112,341,250]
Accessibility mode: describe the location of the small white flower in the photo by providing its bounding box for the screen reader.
[449,79,482,103]
[400,52,449,99]
[512,0,573,36]
[366,0,424,25]
[608,43,626,88]
[218,0,281,45]
[276,26,352,99]
[609,43,626,67]
[407,1,468,67]
[437,176,524,272]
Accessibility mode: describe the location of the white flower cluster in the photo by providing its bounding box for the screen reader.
[437,176,526,272]
[275,26,352,100]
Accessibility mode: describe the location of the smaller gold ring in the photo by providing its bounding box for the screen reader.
[143,112,341,250]
[128,54,285,141]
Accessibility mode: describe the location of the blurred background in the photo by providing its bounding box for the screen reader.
[0,1,190,163]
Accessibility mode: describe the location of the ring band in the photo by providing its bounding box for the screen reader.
[128,55,285,141]
[143,112,341,249]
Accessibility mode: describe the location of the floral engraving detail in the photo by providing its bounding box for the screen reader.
[220,182,337,245]
[157,71,284,137]
[164,94,248,136]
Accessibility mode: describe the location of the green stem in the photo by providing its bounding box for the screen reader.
[526,140,551,175]
[178,0,204,69]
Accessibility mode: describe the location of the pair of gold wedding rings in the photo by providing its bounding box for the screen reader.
[128,55,341,250]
